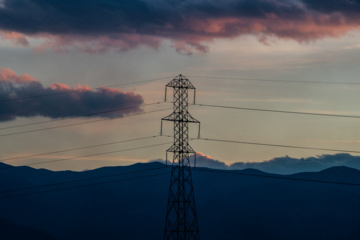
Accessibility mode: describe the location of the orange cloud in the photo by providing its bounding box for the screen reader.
[0,68,37,83]
[196,152,214,160]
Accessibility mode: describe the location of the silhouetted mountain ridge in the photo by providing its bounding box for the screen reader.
[291,166,360,183]
[0,162,360,240]
[234,168,269,175]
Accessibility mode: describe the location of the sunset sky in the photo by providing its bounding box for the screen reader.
[0,0,360,171]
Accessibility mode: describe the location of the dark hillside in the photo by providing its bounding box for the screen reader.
[0,162,360,240]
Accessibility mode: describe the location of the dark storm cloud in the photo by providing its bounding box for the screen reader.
[0,68,143,121]
[302,0,360,13]
[1,0,358,53]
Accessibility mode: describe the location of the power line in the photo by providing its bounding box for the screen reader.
[0,107,172,137]
[0,170,169,200]
[196,167,360,187]
[1,135,161,163]
[0,142,172,170]
[2,74,358,104]
[0,76,171,103]
[0,101,164,131]
[196,103,360,119]
[188,75,360,85]
[105,77,171,88]
[5,101,356,136]
[0,166,167,195]
[194,137,360,154]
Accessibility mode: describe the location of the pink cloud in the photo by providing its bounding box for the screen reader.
[196,152,215,160]
[0,67,37,83]
[0,31,29,46]
[1,0,360,54]
[19,13,360,54]
[0,68,144,121]
[49,83,73,91]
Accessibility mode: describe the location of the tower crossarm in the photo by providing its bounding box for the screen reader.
[165,74,196,89]
[162,112,200,123]
[166,144,196,154]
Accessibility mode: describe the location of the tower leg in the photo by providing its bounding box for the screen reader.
[164,156,200,240]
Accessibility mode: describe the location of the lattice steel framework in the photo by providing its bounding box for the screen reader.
[161,74,200,240]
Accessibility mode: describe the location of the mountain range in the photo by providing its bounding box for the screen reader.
[0,161,360,240]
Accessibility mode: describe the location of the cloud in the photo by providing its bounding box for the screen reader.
[153,152,360,174]
[150,152,229,169]
[230,153,360,174]
[0,68,143,121]
[191,152,229,169]
[344,43,360,49]
[0,0,360,53]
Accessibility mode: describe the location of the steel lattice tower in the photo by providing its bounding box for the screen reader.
[161,74,200,240]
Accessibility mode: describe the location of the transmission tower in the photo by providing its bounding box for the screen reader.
[161,74,200,240]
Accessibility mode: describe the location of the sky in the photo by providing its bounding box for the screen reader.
[0,0,360,171]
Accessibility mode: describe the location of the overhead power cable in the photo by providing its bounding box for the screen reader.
[196,104,360,119]
[2,74,358,104]
[0,142,172,170]
[196,168,360,187]
[0,166,167,195]
[0,76,171,103]
[0,170,169,200]
[0,101,164,131]
[0,107,172,137]
[1,135,160,163]
[188,75,360,85]
[194,138,360,154]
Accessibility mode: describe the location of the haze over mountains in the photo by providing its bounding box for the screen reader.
[1,160,360,240]
[172,153,360,174]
